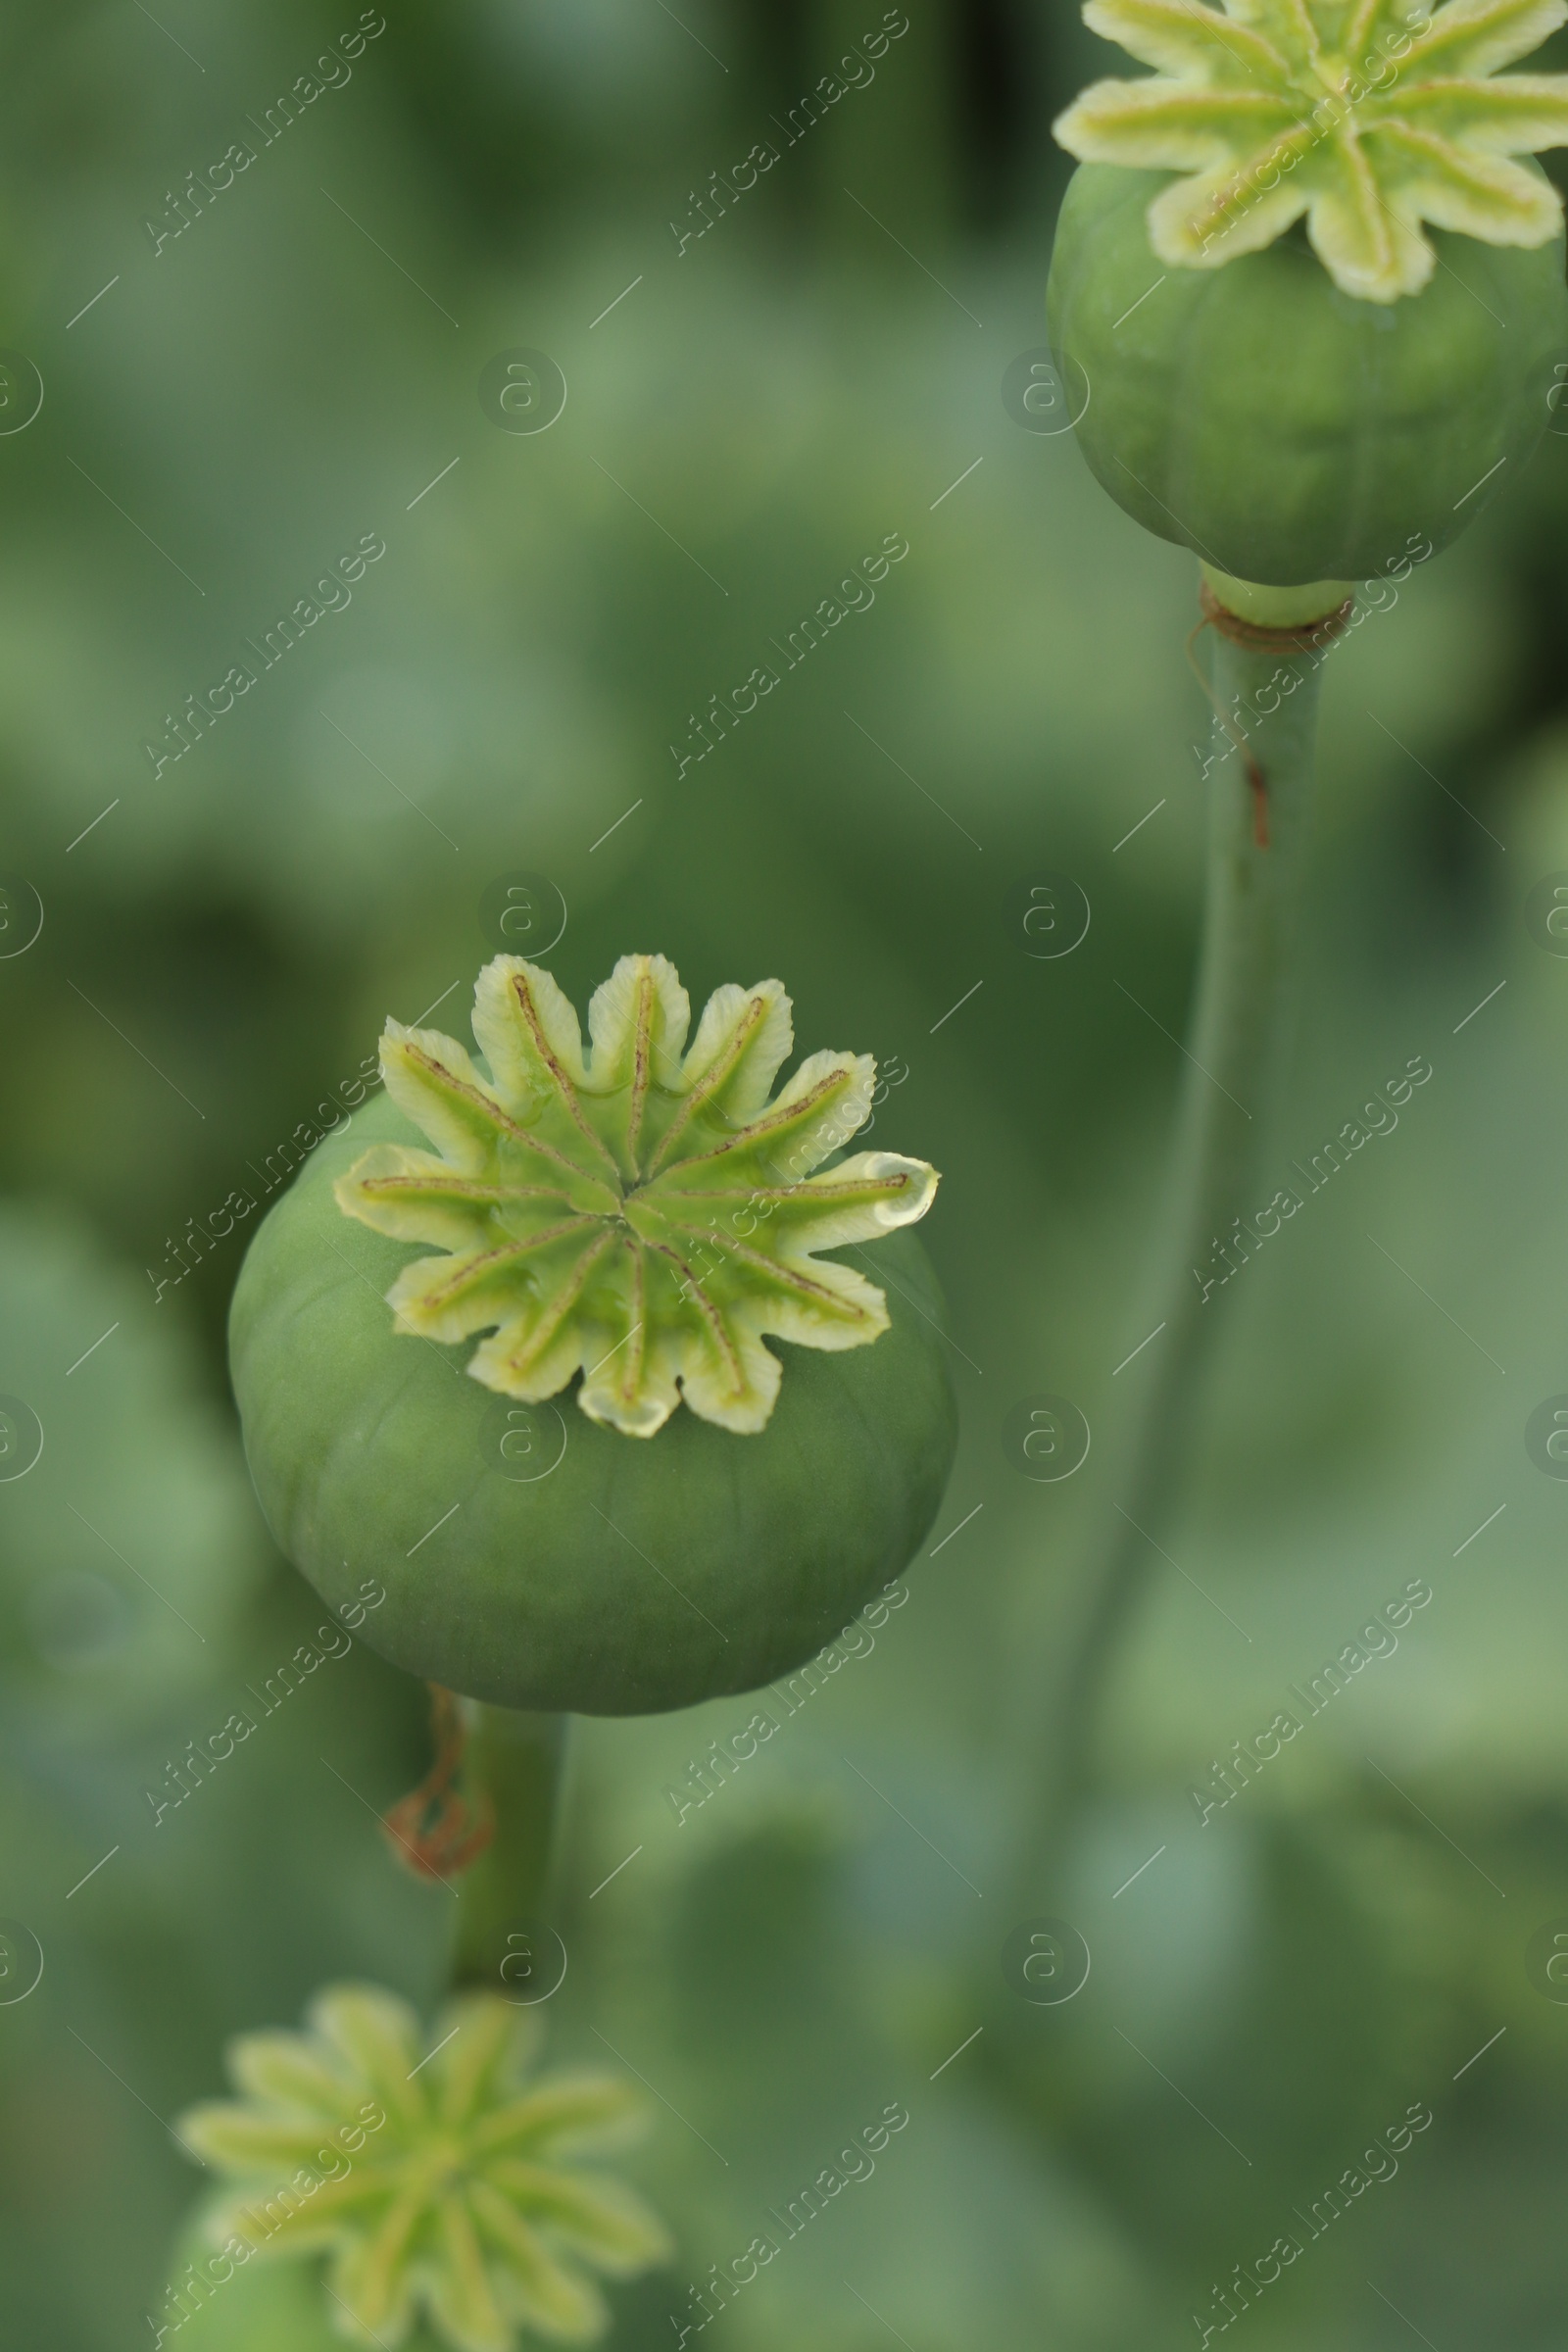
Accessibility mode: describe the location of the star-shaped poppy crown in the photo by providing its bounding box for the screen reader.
[1054,0,1568,302]
[334,955,939,1438]
[176,1985,670,2352]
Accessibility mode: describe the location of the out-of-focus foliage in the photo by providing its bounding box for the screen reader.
[5,3,1568,2347]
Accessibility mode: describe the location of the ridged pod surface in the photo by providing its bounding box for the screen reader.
[1048,161,1568,583]
[228,957,957,1715]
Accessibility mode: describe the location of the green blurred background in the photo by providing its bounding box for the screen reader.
[5,2,1568,2344]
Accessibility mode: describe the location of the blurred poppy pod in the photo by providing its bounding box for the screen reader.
[172,1984,670,2352]
[1049,0,1568,584]
[228,955,957,1716]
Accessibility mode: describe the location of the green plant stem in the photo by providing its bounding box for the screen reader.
[811,0,958,261]
[450,1706,569,1989]
[1015,623,1332,1900]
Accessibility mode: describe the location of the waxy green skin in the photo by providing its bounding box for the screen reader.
[229,1092,957,1716]
[1048,163,1568,584]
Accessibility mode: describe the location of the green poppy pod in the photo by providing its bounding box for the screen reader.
[228,955,957,1716]
[1048,161,1568,585]
[1047,0,1568,589]
[165,1984,671,2351]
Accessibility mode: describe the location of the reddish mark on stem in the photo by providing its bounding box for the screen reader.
[1247,760,1271,851]
[382,1684,494,1880]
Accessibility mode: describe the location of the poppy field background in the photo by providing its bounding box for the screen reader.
[5,3,1568,2345]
